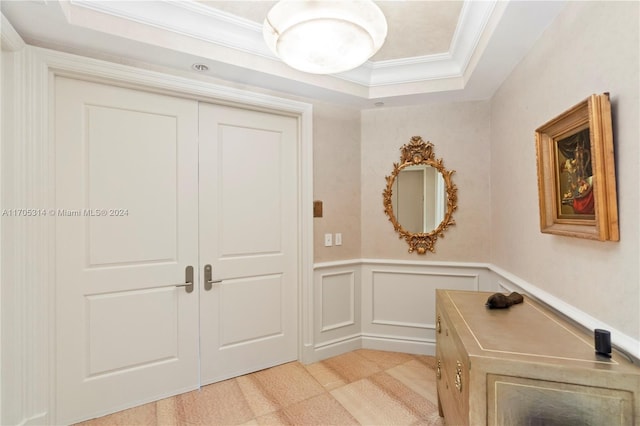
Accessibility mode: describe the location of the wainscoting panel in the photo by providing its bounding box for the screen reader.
[362,263,488,355]
[310,261,500,360]
[371,271,479,328]
[313,264,362,359]
[320,272,356,332]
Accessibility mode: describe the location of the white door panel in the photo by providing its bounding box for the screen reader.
[218,275,284,347]
[218,125,282,256]
[199,103,298,384]
[55,77,200,425]
[85,287,180,376]
[85,104,178,266]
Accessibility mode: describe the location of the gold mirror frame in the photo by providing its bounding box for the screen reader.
[382,136,458,254]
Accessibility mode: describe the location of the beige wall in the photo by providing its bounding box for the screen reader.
[310,3,639,344]
[313,102,362,262]
[490,1,639,340]
[360,101,492,261]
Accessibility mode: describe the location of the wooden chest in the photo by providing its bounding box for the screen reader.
[435,290,640,425]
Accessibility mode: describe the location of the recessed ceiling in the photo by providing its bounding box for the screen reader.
[204,1,464,61]
[0,0,566,108]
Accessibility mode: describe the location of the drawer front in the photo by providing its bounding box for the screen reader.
[436,349,466,425]
[436,307,470,425]
[487,374,635,426]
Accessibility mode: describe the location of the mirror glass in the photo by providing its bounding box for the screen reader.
[392,165,446,234]
[383,136,457,254]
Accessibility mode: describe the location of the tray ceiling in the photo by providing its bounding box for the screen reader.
[1,0,566,107]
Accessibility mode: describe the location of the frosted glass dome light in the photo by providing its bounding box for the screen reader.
[263,0,388,74]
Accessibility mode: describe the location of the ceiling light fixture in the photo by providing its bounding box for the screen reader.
[263,0,387,75]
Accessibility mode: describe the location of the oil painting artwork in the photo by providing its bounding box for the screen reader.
[556,127,594,219]
[535,93,618,241]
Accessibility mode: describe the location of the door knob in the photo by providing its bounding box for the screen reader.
[204,264,222,291]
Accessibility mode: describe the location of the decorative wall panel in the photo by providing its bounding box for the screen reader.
[371,271,478,328]
[320,271,355,331]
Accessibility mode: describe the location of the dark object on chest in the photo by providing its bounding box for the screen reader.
[485,291,524,309]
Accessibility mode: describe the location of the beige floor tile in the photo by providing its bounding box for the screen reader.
[304,361,347,391]
[156,397,179,425]
[74,351,442,426]
[236,375,280,417]
[369,371,439,421]
[173,379,254,425]
[355,349,416,370]
[415,355,437,370]
[386,359,439,404]
[250,361,325,408]
[253,410,291,425]
[410,412,446,426]
[321,350,382,383]
[330,378,419,426]
[75,401,157,426]
[282,393,359,426]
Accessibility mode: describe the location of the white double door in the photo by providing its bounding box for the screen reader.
[54,77,298,424]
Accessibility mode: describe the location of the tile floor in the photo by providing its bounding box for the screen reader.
[76,349,444,426]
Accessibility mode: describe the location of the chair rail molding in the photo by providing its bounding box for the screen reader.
[490,264,640,363]
[1,45,314,425]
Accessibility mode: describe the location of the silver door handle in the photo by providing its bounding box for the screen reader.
[204,264,222,291]
[175,265,194,293]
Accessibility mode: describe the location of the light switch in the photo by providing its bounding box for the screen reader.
[324,233,332,247]
[335,233,342,246]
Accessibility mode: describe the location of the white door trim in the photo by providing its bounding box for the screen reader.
[1,45,314,426]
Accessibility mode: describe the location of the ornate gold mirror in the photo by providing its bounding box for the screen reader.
[383,136,458,254]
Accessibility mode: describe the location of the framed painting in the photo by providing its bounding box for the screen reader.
[535,93,619,241]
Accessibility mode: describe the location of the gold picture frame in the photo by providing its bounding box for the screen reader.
[382,136,458,254]
[535,93,619,241]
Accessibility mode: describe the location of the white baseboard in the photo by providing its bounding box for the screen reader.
[20,413,47,426]
[305,333,435,363]
[310,334,362,363]
[361,334,435,356]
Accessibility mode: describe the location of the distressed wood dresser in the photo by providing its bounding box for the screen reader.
[435,289,640,425]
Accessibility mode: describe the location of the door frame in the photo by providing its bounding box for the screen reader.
[1,45,314,426]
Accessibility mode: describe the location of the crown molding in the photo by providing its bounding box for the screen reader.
[67,0,273,58]
[1,13,26,52]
